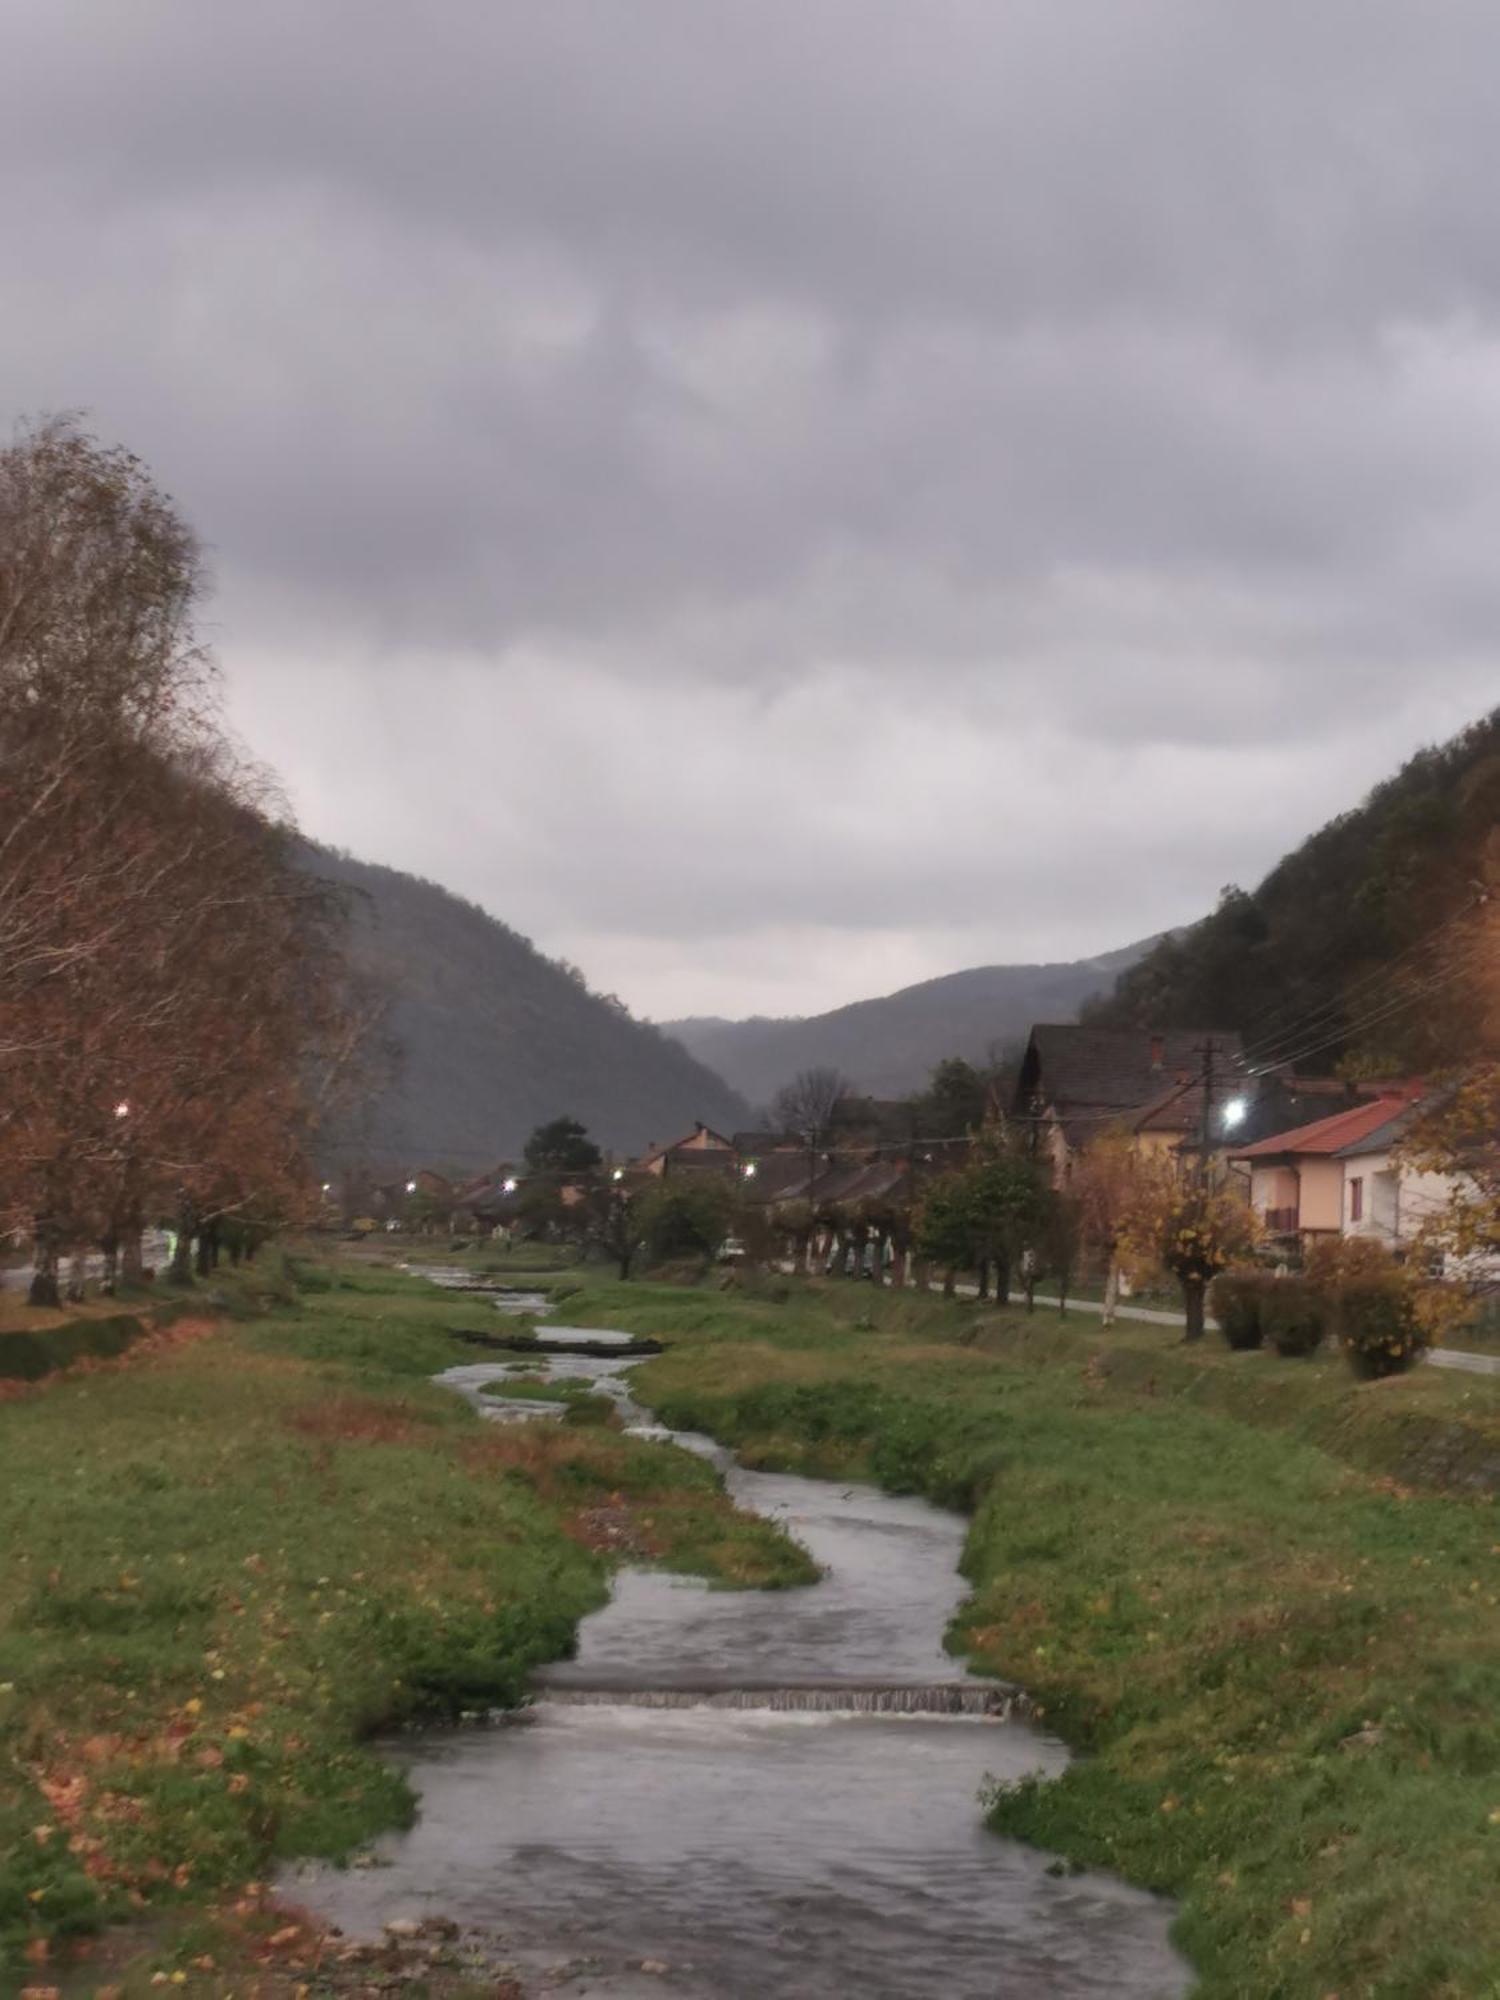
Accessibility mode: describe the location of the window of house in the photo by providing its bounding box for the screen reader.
[1349,1177,1364,1223]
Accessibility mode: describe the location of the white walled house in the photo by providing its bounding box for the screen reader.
[1334,1102,1459,1251]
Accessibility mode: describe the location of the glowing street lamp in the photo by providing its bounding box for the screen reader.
[1221,1096,1249,1133]
[114,1100,130,1120]
[405,1179,418,1194]
[742,1161,758,1179]
[611,1168,625,1183]
[502,1177,518,1194]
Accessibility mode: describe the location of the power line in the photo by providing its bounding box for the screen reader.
[1232,894,1488,1071]
[1245,932,1494,1078]
[1202,890,1487,1060]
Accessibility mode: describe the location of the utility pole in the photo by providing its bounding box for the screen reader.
[1195,1038,1218,1186]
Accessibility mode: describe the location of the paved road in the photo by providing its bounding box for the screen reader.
[0,1231,173,1294]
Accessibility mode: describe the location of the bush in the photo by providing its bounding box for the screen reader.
[1260,1277,1327,1357]
[0,1312,146,1382]
[635,1179,739,1267]
[1211,1272,1268,1350]
[1337,1276,1427,1379]
[1304,1234,1394,1291]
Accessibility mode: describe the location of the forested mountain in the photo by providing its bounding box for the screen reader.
[304,847,749,1171]
[1088,708,1500,1074]
[662,938,1156,1107]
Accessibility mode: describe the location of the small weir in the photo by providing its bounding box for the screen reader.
[534,1679,1023,1718]
[288,1271,1189,1998]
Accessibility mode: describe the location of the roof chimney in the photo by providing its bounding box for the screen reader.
[1150,1034,1165,1070]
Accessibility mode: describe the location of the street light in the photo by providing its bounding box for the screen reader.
[742,1161,758,1179]
[405,1179,417,1194]
[114,1100,130,1120]
[1221,1096,1248,1132]
[611,1168,624,1183]
[502,1177,518,1194]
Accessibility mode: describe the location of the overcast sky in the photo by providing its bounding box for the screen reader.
[6,3,1499,1020]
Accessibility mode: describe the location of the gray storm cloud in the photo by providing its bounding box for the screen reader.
[4,1,1499,1015]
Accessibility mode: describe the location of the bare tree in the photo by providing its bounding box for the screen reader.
[773,1067,850,1258]
[773,1066,850,1145]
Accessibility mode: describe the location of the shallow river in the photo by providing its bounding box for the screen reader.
[289,1295,1187,1998]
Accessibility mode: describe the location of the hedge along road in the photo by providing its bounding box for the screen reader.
[945,1279,1500,1375]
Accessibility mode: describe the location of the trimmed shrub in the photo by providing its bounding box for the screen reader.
[0,1313,145,1383]
[1211,1272,1268,1350]
[1260,1277,1327,1357]
[1337,1276,1427,1379]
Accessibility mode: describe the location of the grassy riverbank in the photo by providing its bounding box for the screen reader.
[0,1255,810,1991]
[543,1268,1500,1999]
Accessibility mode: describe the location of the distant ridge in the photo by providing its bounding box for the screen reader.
[303,845,749,1170]
[661,938,1157,1106]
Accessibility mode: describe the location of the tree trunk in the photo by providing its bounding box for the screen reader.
[1182,1274,1207,1342]
[29,1222,60,1308]
[196,1218,221,1277]
[975,1258,990,1301]
[65,1251,88,1303]
[170,1197,196,1285]
[943,1267,956,1298]
[101,1233,119,1295]
[995,1255,1011,1306]
[121,1222,144,1285]
[1102,1258,1121,1327]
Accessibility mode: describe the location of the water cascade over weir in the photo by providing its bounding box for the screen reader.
[288,1267,1189,1999]
[534,1678,1021,1717]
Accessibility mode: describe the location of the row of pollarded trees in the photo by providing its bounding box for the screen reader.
[0,418,374,1304]
[905,1129,1260,1335]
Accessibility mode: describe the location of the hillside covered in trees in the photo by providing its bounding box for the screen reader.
[307,847,749,1171]
[663,937,1155,1106]
[1088,707,1500,1075]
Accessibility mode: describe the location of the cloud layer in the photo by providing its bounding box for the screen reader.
[6,1,1499,1015]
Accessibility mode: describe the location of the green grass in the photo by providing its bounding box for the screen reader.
[477,1374,597,1401]
[0,1255,812,1986]
[543,1268,1500,1999]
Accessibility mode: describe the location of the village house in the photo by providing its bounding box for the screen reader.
[635,1123,737,1176]
[1229,1087,1426,1247]
[1333,1098,1459,1250]
[1014,1025,1249,1181]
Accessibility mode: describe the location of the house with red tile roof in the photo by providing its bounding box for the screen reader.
[1229,1088,1426,1244]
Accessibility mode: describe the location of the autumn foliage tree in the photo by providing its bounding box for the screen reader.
[0,417,370,1302]
[1120,1160,1259,1341]
[1070,1129,1149,1324]
[1402,843,1500,1299]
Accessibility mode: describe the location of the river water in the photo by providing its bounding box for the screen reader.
[289,1284,1187,1997]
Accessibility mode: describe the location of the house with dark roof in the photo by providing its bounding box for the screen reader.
[635,1123,737,1177]
[1015,1025,1247,1179]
